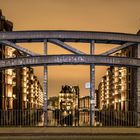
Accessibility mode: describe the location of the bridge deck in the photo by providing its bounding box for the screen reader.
[0,127,140,136]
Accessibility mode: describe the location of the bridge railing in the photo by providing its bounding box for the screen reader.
[0,109,137,127]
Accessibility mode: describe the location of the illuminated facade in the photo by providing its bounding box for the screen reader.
[79,90,99,126]
[47,96,59,126]
[59,85,80,126]
[79,96,90,126]
[0,9,14,110]
[98,47,136,112]
[0,10,43,111]
[27,68,43,109]
[48,96,59,110]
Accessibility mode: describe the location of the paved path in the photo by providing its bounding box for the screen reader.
[0,127,140,136]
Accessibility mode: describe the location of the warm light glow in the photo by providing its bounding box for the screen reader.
[13,94,16,99]
[121,97,124,101]
[7,91,12,97]
[23,94,27,101]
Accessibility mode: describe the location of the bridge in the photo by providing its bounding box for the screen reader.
[0,30,140,127]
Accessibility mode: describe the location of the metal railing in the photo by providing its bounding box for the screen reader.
[93,110,137,127]
[0,109,43,127]
[0,109,138,127]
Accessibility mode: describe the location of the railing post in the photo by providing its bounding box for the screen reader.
[90,40,95,127]
[44,39,48,126]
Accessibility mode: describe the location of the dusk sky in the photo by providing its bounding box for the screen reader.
[1,0,140,97]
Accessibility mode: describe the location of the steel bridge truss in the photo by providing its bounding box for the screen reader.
[0,30,140,127]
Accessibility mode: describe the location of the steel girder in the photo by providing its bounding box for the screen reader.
[0,31,140,44]
[49,39,86,54]
[0,40,38,56]
[100,29,139,55]
[0,55,140,69]
[101,42,136,55]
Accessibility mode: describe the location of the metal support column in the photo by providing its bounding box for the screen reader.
[137,43,140,127]
[90,40,95,127]
[44,40,48,126]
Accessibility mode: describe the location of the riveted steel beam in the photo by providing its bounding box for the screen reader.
[49,39,85,54]
[0,31,140,44]
[0,55,140,69]
[0,40,38,56]
[90,40,95,127]
[44,40,48,127]
[101,42,136,55]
